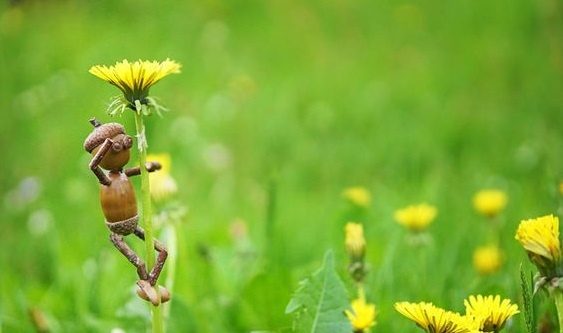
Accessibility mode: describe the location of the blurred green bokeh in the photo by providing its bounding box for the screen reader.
[1,0,562,331]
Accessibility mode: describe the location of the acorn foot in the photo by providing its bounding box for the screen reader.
[136,281,171,306]
[159,286,171,304]
[136,280,159,306]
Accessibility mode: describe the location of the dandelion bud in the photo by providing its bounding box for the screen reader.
[147,154,178,202]
[473,245,502,275]
[515,214,560,276]
[345,223,366,260]
[345,222,367,283]
[473,189,507,218]
[394,203,437,233]
[342,187,372,208]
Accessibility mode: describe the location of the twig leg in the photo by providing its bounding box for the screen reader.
[134,226,168,286]
[109,233,149,280]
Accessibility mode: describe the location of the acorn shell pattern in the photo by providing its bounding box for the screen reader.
[84,123,125,152]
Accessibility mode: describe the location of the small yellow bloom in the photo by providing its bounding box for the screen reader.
[394,203,437,232]
[464,295,519,332]
[89,59,181,104]
[345,222,366,259]
[473,189,507,218]
[342,187,372,208]
[473,245,502,275]
[395,302,474,333]
[345,290,376,332]
[515,214,560,262]
[147,153,178,202]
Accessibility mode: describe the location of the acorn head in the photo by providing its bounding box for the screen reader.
[84,118,133,170]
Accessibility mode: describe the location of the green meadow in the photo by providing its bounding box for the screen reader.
[1,0,562,331]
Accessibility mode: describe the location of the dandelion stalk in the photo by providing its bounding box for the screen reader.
[164,222,178,321]
[554,291,563,333]
[134,105,164,333]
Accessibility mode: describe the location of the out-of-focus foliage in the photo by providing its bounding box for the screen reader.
[0,0,562,331]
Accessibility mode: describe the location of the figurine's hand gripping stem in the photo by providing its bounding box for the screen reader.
[124,161,162,177]
[89,138,113,186]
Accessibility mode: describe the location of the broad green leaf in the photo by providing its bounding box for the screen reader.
[285,251,352,333]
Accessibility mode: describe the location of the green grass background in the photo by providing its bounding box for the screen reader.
[1,0,562,331]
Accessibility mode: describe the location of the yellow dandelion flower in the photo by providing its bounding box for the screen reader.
[473,245,502,275]
[147,153,178,202]
[89,59,181,104]
[345,222,366,259]
[464,295,519,332]
[342,186,372,208]
[394,302,473,333]
[394,203,437,232]
[559,181,563,195]
[345,289,376,332]
[515,214,560,262]
[473,189,507,218]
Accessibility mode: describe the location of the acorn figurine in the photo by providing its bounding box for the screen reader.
[84,118,169,306]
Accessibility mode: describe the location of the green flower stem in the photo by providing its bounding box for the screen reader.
[134,106,164,333]
[164,222,178,321]
[489,215,502,247]
[554,291,563,333]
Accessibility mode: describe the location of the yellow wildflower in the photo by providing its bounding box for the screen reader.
[394,203,437,232]
[342,187,372,208]
[345,222,366,259]
[464,295,519,332]
[473,245,502,275]
[394,302,474,333]
[515,214,560,262]
[89,59,181,104]
[147,153,178,202]
[473,189,507,218]
[345,289,376,332]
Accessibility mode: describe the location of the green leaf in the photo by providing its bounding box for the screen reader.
[520,263,536,333]
[285,251,352,333]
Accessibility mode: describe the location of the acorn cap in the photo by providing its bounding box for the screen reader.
[83,121,126,152]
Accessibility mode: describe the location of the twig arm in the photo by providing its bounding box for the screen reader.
[89,138,113,186]
[125,161,162,177]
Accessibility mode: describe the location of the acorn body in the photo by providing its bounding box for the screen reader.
[100,171,137,223]
[86,120,138,235]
